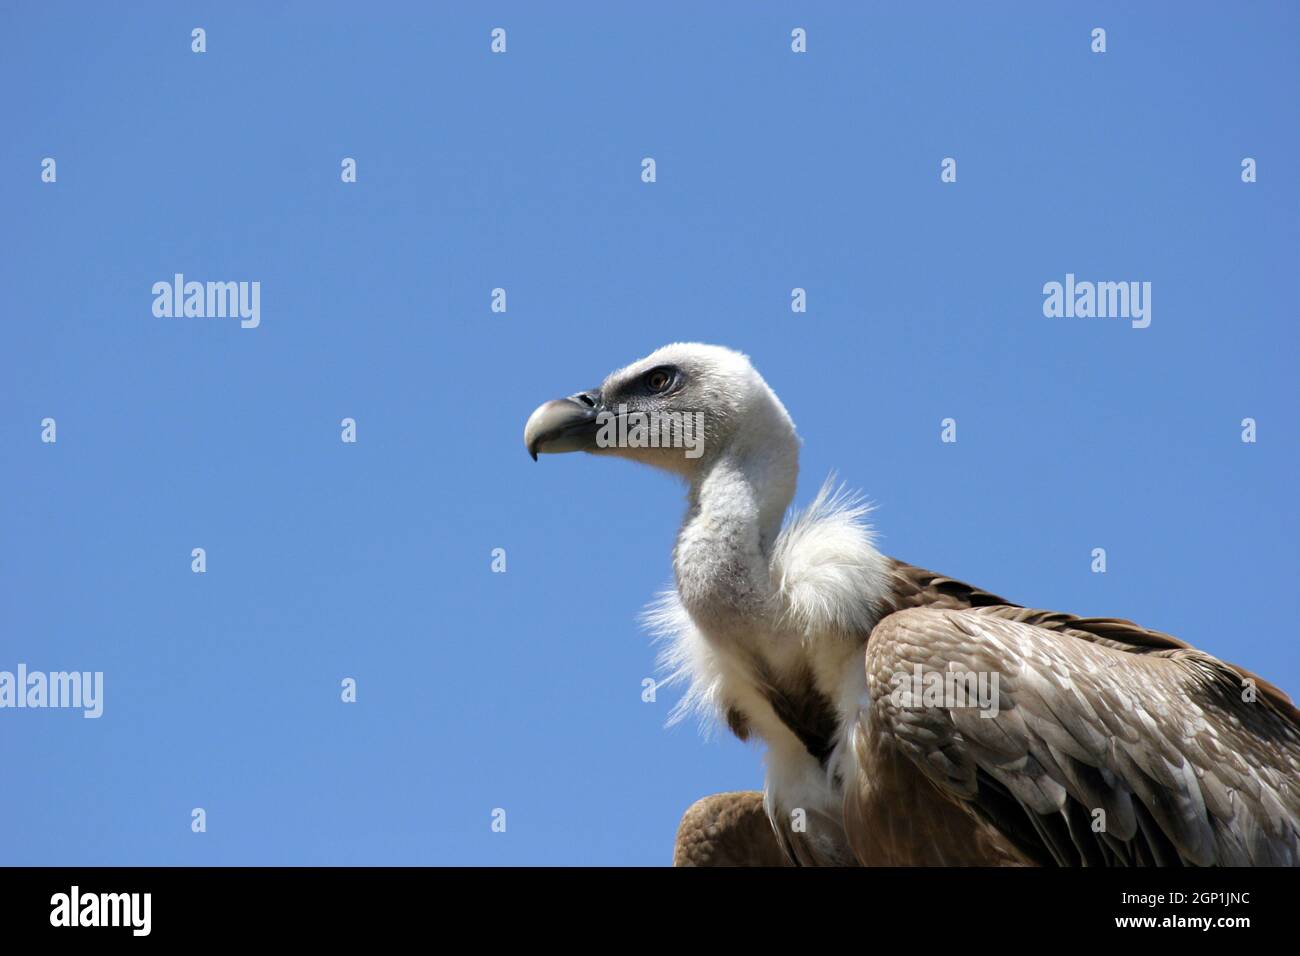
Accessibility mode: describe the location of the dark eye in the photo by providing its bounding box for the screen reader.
[643,367,674,393]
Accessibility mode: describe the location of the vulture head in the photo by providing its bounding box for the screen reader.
[523,343,799,485]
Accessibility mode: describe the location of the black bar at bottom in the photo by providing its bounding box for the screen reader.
[0,865,1287,941]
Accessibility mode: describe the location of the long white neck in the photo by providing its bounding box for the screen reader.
[672,415,799,631]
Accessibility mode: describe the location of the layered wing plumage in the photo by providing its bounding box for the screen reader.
[849,602,1300,866]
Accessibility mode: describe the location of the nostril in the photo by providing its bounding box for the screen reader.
[575,391,598,408]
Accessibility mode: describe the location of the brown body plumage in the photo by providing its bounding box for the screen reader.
[679,560,1300,867]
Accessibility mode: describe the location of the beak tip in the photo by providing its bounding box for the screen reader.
[524,395,600,461]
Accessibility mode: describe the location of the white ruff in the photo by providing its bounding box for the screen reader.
[648,476,890,826]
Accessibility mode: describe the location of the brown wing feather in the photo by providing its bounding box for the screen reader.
[672,791,792,867]
[889,559,1298,719]
[849,605,1300,866]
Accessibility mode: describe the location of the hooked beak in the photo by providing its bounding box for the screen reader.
[524,391,603,460]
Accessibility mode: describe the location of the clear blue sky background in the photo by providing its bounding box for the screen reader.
[2,2,1296,865]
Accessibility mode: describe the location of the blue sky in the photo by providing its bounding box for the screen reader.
[2,2,1296,865]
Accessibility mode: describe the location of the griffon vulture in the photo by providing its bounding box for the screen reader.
[524,343,1300,866]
